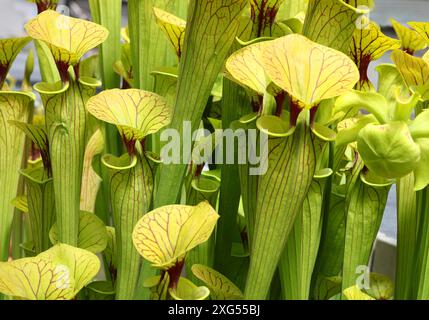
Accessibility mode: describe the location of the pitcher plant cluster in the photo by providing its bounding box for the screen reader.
[0,0,428,300]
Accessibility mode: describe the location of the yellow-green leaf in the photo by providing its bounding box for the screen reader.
[50,211,108,254]
[350,18,400,91]
[0,244,100,300]
[262,34,359,108]
[408,22,429,45]
[225,41,270,96]
[391,49,429,92]
[9,121,50,171]
[391,19,427,54]
[25,10,108,67]
[153,7,186,59]
[86,88,171,142]
[38,244,100,293]
[80,130,104,213]
[0,37,31,87]
[191,264,243,300]
[132,201,219,270]
[10,121,48,151]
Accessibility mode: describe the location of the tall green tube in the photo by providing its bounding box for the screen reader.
[34,76,100,246]
[186,175,221,284]
[20,166,56,254]
[0,91,33,261]
[103,150,155,300]
[245,114,316,299]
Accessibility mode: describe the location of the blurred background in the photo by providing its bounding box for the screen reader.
[1,0,429,280]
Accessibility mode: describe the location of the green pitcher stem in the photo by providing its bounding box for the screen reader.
[239,166,258,249]
[104,151,154,300]
[311,149,363,299]
[244,117,316,299]
[185,176,220,284]
[341,175,391,297]
[395,173,417,299]
[414,186,429,299]
[237,122,259,250]
[214,75,249,275]
[20,167,56,254]
[35,77,99,246]
[0,91,33,261]
[280,176,328,300]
